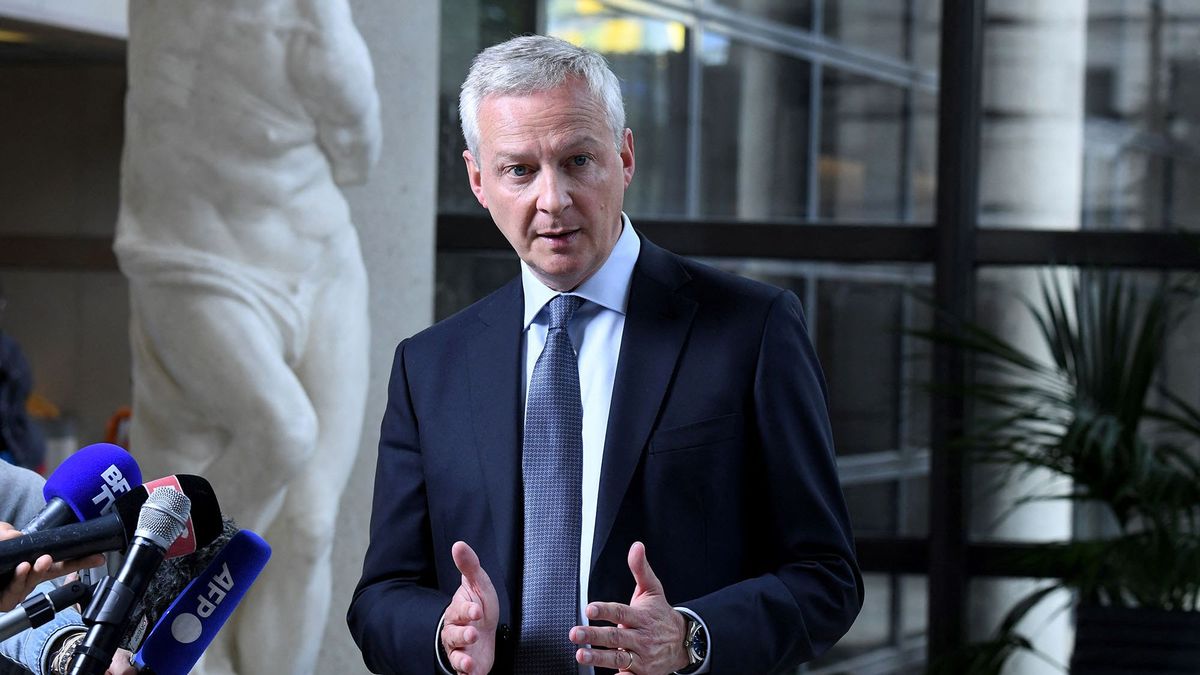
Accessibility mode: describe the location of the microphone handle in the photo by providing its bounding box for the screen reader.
[68,537,166,675]
[0,580,92,642]
[21,498,78,535]
[0,516,127,588]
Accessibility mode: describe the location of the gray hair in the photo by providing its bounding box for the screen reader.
[459,34,626,158]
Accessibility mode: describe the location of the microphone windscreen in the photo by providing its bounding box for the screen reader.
[133,530,271,675]
[43,443,141,521]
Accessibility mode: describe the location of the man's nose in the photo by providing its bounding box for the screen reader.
[535,169,572,215]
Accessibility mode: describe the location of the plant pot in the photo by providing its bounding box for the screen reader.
[1070,605,1200,674]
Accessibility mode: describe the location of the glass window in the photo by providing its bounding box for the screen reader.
[546,2,691,217]
[980,1,1200,230]
[822,0,942,71]
[699,34,811,220]
[711,0,812,31]
[823,0,910,62]
[436,250,518,320]
[437,0,537,214]
[820,70,909,221]
[817,278,908,454]
[805,574,927,673]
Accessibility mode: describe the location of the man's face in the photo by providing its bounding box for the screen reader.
[464,79,635,292]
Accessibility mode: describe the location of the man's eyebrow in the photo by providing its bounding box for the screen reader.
[490,134,606,164]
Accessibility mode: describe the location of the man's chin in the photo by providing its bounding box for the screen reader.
[530,260,591,292]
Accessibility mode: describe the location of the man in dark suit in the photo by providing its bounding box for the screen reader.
[348,35,862,675]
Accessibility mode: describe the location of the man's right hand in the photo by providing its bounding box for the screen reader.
[441,541,499,675]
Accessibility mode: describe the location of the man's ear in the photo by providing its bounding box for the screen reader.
[620,128,635,189]
[463,150,488,209]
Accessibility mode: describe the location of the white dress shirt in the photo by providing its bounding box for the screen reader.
[520,215,640,667]
[519,217,710,675]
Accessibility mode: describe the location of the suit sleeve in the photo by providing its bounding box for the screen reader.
[686,290,863,673]
[347,340,450,675]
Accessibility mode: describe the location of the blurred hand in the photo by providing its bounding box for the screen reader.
[107,648,138,675]
[0,521,105,611]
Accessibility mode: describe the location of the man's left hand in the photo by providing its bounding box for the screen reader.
[570,541,689,674]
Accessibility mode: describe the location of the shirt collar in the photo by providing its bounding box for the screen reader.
[521,212,641,329]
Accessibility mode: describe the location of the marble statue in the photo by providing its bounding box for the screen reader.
[114,1,381,673]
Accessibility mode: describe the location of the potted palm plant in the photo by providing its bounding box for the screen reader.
[923,269,1200,674]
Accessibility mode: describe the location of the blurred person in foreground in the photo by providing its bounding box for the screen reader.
[0,460,136,675]
[349,34,862,675]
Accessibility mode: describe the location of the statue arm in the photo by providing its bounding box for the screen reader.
[288,0,382,186]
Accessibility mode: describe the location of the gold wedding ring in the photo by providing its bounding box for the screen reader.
[617,648,635,671]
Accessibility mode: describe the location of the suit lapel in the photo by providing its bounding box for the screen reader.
[591,236,697,570]
[467,278,524,606]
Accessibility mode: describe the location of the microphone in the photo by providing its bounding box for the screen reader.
[121,517,238,651]
[23,443,141,533]
[0,475,224,588]
[0,491,144,587]
[68,487,191,675]
[138,475,223,560]
[133,530,271,675]
[0,579,93,642]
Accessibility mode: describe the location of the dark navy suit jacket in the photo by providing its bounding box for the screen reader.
[348,234,862,674]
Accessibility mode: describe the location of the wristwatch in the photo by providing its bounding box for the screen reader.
[675,611,708,674]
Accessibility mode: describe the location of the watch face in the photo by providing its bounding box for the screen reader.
[689,632,708,659]
[686,621,708,661]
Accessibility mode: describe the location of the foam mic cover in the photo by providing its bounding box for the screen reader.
[25,443,141,533]
[133,530,271,675]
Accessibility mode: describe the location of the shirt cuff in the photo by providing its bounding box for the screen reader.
[434,613,455,675]
[673,606,711,675]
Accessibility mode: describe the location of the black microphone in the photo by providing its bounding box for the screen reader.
[121,517,238,651]
[0,579,93,642]
[68,486,191,675]
[0,491,145,587]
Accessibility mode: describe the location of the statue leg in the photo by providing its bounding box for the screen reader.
[231,255,370,675]
[127,280,323,675]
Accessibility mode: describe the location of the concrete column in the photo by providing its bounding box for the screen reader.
[974,1,1087,673]
[317,1,439,673]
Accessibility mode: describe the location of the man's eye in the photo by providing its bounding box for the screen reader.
[571,155,589,167]
[510,165,529,177]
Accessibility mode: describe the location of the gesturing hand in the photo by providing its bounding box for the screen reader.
[441,541,499,675]
[570,541,689,674]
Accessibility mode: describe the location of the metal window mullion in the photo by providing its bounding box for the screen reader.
[807,60,823,221]
[900,0,917,223]
[686,19,704,219]
[928,0,984,664]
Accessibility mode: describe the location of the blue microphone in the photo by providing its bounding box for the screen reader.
[133,530,271,675]
[23,443,141,533]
